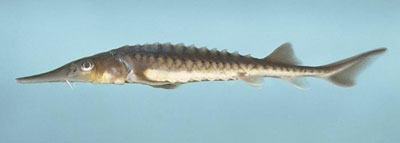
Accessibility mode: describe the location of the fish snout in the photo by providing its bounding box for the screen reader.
[16,64,75,83]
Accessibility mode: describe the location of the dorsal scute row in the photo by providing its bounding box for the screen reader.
[117,43,255,63]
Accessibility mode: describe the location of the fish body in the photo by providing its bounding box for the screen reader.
[16,43,386,89]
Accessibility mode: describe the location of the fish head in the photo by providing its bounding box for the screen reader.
[89,52,129,84]
[16,52,128,84]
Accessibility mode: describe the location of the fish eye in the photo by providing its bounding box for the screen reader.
[81,60,94,71]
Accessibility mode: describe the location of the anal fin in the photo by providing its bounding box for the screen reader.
[283,77,309,89]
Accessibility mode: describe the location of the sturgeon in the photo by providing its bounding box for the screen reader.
[16,43,386,89]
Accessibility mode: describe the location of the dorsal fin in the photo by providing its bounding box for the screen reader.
[264,43,301,65]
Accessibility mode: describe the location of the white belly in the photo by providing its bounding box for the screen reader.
[143,69,239,83]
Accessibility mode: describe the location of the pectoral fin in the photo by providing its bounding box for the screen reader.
[151,84,181,89]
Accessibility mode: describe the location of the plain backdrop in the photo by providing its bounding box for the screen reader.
[1,0,399,143]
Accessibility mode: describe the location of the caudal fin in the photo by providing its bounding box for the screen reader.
[321,48,386,87]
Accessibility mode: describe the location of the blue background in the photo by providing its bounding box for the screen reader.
[1,0,399,143]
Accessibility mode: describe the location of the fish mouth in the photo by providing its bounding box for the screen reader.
[16,65,73,83]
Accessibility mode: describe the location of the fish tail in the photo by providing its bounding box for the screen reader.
[319,48,387,87]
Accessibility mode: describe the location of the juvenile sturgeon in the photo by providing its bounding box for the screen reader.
[16,43,386,89]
